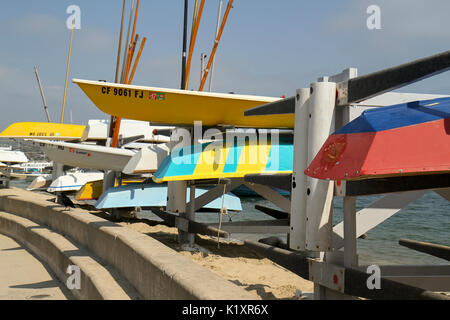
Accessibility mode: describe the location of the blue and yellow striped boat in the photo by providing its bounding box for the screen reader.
[153,137,293,183]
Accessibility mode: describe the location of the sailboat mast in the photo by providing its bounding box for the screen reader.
[61,19,75,123]
[185,0,205,89]
[208,0,223,92]
[112,0,141,148]
[34,66,51,123]
[181,0,188,90]
[110,0,127,139]
[124,0,140,83]
[120,0,135,84]
[127,37,147,83]
[199,0,233,91]
[115,0,126,83]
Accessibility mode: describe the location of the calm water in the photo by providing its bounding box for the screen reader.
[12,179,449,266]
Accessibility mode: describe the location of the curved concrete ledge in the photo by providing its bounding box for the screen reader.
[0,188,257,300]
[0,211,139,300]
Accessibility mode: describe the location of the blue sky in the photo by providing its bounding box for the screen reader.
[0,0,450,129]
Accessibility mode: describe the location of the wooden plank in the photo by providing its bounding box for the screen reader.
[150,208,228,238]
[399,239,450,261]
[254,205,288,220]
[208,219,289,234]
[342,50,450,105]
[244,96,295,116]
[344,268,449,300]
[244,240,309,279]
[339,174,450,196]
[244,173,292,191]
[244,182,291,213]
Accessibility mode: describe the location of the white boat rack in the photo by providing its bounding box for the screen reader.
[238,50,450,300]
[153,154,295,242]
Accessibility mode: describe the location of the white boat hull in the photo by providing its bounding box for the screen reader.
[47,172,105,193]
[82,119,172,143]
[36,140,136,172]
[37,140,167,174]
[27,175,53,191]
[0,150,28,164]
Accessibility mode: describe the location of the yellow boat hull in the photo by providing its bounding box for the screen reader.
[75,179,146,201]
[73,79,295,128]
[0,122,86,141]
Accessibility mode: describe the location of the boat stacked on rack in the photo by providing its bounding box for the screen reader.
[0,147,28,164]
[10,161,53,180]
[0,146,29,188]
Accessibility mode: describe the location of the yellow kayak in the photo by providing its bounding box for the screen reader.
[73,79,294,128]
[0,122,86,141]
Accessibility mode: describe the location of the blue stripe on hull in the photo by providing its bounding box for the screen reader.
[335,97,450,135]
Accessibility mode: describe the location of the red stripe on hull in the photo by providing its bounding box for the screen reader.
[305,118,450,180]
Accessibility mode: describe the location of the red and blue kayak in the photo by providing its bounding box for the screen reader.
[305,97,450,180]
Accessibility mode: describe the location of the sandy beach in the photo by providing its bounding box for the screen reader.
[117,221,314,300]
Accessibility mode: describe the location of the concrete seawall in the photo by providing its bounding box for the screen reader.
[0,211,138,300]
[0,188,257,300]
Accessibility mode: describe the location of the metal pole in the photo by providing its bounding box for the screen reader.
[199,0,233,91]
[109,0,127,139]
[34,66,51,123]
[181,0,189,89]
[305,81,336,252]
[200,53,207,83]
[208,0,223,92]
[113,0,140,148]
[289,88,310,250]
[61,20,75,124]
[128,37,147,83]
[185,0,206,89]
[123,0,140,83]
[168,130,189,244]
[120,0,135,84]
[344,196,358,268]
[189,0,200,49]
[115,0,126,83]
[186,184,196,246]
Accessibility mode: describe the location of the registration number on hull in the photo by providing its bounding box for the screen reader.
[101,86,166,101]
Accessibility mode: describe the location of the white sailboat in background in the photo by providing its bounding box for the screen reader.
[0,148,28,164]
[0,147,29,188]
[47,170,104,193]
[27,174,52,191]
[10,161,53,180]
